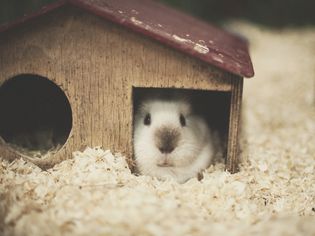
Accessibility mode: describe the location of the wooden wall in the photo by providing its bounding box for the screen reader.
[0,6,235,168]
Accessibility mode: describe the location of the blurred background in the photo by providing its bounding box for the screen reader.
[1,0,315,27]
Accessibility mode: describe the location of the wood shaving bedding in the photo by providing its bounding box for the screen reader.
[1,22,315,235]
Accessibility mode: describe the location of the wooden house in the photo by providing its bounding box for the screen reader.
[0,0,254,172]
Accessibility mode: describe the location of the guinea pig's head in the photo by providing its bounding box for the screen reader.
[133,97,208,172]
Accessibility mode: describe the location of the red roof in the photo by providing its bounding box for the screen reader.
[0,0,254,78]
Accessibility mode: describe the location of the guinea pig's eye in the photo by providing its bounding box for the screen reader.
[180,114,186,127]
[144,113,151,126]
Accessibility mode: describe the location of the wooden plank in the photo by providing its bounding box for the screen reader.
[226,76,243,173]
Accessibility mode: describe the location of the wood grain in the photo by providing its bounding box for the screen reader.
[0,6,238,170]
[226,76,243,173]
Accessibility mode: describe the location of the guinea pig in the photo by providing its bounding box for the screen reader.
[133,92,219,183]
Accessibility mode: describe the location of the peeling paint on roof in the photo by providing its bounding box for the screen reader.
[144,25,151,30]
[130,16,143,26]
[172,35,209,55]
[235,62,242,68]
[193,44,209,54]
[172,34,190,43]
[131,9,139,15]
[212,55,224,63]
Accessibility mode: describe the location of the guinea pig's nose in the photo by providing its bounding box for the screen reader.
[159,145,175,154]
[155,126,180,154]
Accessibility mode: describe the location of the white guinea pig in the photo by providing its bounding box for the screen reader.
[133,93,219,183]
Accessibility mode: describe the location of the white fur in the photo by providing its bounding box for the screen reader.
[134,97,215,183]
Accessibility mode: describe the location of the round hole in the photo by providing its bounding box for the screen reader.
[0,74,72,158]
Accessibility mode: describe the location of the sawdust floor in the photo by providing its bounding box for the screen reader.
[1,22,315,236]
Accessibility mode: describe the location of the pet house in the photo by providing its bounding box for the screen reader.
[0,0,254,172]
